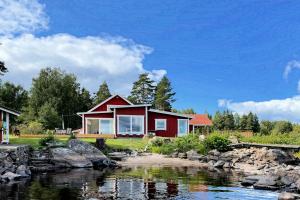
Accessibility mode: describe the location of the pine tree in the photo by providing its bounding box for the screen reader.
[95,81,111,104]
[223,110,235,130]
[128,73,155,104]
[240,114,248,130]
[213,111,225,130]
[252,114,260,133]
[154,76,175,111]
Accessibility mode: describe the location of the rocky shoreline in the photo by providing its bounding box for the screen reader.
[0,139,117,183]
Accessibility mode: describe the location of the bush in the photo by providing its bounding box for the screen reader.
[273,121,293,134]
[39,131,56,146]
[17,121,44,134]
[204,133,230,152]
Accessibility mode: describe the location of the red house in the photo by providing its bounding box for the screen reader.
[77,95,193,138]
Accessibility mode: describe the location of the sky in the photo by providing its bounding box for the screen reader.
[0,0,300,122]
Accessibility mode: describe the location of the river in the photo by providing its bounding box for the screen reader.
[0,166,279,200]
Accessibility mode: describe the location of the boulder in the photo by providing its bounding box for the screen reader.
[213,160,225,168]
[253,175,280,190]
[208,150,220,156]
[178,153,187,159]
[186,150,201,160]
[241,175,261,187]
[1,172,21,181]
[171,152,178,158]
[278,192,299,200]
[16,165,31,177]
[50,147,93,168]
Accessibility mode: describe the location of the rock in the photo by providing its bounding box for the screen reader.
[208,150,220,156]
[228,136,239,144]
[1,172,21,181]
[186,150,200,160]
[278,192,298,200]
[50,147,93,168]
[280,176,294,186]
[207,160,215,166]
[171,152,178,158]
[16,165,31,177]
[108,152,127,161]
[223,162,231,168]
[253,175,280,190]
[178,153,187,159]
[241,176,261,187]
[213,160,225,168]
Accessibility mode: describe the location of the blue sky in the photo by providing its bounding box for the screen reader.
[0,0,300,122]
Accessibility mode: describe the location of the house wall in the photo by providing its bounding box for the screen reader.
[83,113,114,133]
[148,112,187,137]
[115,107,146,137]
[92,96,131,111]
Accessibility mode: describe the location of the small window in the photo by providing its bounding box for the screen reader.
[155,119,167,130]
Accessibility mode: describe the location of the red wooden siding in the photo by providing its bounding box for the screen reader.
[148,112,187,137]
[92,95,131,112]
[83,113,114,133]
[115,107,146,137]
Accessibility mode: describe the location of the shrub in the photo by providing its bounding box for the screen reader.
[17,121,44,134]
[39,131,56,146]
[204,133,230,152]
[273,121,293,134]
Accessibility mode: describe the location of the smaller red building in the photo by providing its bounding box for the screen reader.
[77,95,194,138]
[0,106,20,144]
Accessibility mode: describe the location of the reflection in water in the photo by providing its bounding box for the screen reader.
[0,167,278,200]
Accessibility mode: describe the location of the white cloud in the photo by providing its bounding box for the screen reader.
[0,33,166,95]
[0,0,48,36]
[218,96,300,123]
[0,0,167,95]
[283,60,300,79]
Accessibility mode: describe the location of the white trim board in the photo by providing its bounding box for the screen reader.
[87,95,133,112]
[149,109,192,118]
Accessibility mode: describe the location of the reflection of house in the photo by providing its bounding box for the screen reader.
[0,106,20,144]
[77,95,193,138]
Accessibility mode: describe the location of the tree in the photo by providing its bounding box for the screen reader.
[94,81,111,104]
[260,120,274,135]
[240,114,248,130]
[173,108,196,114]
[0,82,28,111]
[78,88,93,111]
[0,61,8,75]
[26,67,90,129]
[154,76,175,111]
[223,110,235,130]
[273,121,293,134]
[213,111,225,130]
[234,113,241,130]
[128,73,155,104]
[38,102,61,129]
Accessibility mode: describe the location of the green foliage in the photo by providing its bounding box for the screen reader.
[68,132,77,140]
[173,108,196,114]
[94,81,111,104]
[154,76,175,111]
[260,120,274,135]
[38,102,61,129]
[17,121,44,134]
[128,73,155,104]
[0,82,28,111]
[39,131,56,146]
[25,67,92,129]
[204,133,230,152]
[0,61,8,75]
[273,121,293,134]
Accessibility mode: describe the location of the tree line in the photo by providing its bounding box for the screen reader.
[0,67,176,130]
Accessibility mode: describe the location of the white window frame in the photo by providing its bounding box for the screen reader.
[85,117,114,134]
[155,119,167,130]
[177,119,189,136]
[117,115,144,135]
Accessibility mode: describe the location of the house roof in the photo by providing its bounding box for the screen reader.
[188,114,212,126]
[149,109,193,118]
[0,105,20,116]
[87,94,133,112]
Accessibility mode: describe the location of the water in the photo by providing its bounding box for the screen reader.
[0,166,278,200]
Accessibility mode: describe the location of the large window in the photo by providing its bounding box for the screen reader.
[118,115,144,135]
[86,118,113,134]
[178,119,188,136]
[155,119,167,130]
[86,119,99,134]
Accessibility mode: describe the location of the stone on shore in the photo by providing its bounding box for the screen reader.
[1,172,22,181]
[278,192,300,200]
[50,147,93,168]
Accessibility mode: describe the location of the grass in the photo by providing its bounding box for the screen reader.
[9,136,149,151]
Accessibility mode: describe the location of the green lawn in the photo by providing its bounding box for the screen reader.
[9,136,149,151]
